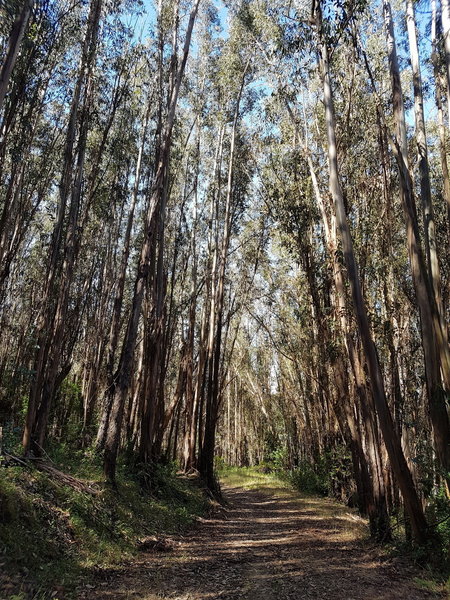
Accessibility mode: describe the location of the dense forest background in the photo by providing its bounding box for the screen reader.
[1,0,450,559]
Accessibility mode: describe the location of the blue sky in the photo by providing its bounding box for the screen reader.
[133,0,229,43]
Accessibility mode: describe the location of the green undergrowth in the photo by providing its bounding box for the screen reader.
[218,461,339,498]
[0,446,209,599]
[219,464,289,493]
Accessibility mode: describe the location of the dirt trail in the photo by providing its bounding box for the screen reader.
[86,486,446,600]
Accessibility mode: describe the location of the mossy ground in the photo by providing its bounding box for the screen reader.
[0,447,209,599]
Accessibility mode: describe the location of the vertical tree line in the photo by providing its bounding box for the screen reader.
[0,0,449,548]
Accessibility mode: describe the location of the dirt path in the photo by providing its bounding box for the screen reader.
[85,486,446,600]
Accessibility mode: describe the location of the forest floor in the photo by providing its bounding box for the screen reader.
[82,469,448,600]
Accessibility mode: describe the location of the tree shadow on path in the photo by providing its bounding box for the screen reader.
[85,486,445,600]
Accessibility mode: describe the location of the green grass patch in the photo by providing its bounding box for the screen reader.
[219,464,367,526]
[218,465,284,491]
[413,576,444,593]
[0,449,209,599]
[219,463,338,499]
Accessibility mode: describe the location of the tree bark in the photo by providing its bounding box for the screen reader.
[384,0,450,495]
[103,0,201,483]
[0,0,33,116]
[23,0,103,455]
[440,0,450,123]
[317,3,428,543]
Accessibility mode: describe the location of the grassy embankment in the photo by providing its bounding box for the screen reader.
[0,446,209,600]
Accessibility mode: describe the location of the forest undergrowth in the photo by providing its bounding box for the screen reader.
[0,441,210,600]
[0,445,449,599]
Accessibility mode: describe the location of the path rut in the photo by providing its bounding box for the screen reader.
[86,486,446,600]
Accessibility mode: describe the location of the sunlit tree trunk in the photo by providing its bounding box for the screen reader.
[431,0,450,244]
[317,2,428,543]
[384,0,450,495]
[199,62,249,492]
[406,0,446,342]
[440,0,450,122]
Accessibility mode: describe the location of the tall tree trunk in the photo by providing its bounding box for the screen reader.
[95,101,151,451]
[384,0,450,494]
[199,62,249,492]
[431,0,450,263]
[284,97,390,539]
[440,0,450,121]
[406,0,446,342]
[317,3,428,543]
[23,0,103,455]
[0,0,33,116]
[103,0,201,483]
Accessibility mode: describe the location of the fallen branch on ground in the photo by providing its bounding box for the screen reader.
[1,452,99,495]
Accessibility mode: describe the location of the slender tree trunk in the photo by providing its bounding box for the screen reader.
[384,0,450,494]
[431,0,450,256]
[199,63,249,492]
[0,0,33,116]
[23,0,103,455]
[440,0,450,122]
[317,3,428,543]
[285,97,390,539]
[103,0,201,483]
[96,101,151,451]
[181,177,200,469]
[406,0,447,341]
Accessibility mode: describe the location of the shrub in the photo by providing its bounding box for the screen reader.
[289,460,328,496]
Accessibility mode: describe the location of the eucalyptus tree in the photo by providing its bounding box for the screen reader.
[23,0,105,455]
[315,0,428,542]
[231,0,434,541]
[431,0,450,225]
[0,0,73,295]
[198,43,254,491]
[102,0,201,483]
[440,0,450,112]
[405,0,450,494]
[0,0,34,115]
[381,0,450,496]
[95,49,156,451]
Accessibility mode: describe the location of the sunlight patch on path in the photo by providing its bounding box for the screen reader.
[87,478,445,600]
